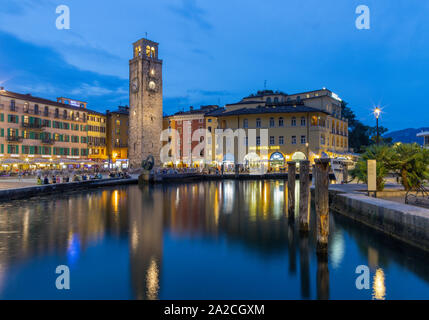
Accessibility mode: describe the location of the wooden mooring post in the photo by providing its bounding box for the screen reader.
[287,161,296,220]
[343,162,348,184]
[299,160,310,232]
[314,158,330,254]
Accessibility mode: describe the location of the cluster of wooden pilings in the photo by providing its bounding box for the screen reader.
[287,158,331,255]
[287,158,331,299]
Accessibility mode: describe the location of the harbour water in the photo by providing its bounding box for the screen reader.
[0,180,428,299]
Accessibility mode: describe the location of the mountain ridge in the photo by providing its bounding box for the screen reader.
[384,127,429,144]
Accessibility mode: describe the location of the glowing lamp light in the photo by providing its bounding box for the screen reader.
[374,107,381,119]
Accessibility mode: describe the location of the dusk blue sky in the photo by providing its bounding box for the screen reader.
[0,0,428,131]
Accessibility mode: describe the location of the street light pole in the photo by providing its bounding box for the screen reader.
[376,116,379,145]
[374,107,381,146]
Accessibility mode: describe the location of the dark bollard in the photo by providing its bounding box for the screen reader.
[299,160,310,232]
[314,158,330,254]
[287,161,296,220]
[343,162,348,184]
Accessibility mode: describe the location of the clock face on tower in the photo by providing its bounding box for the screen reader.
[131,78,139,93]
[148,80,156,91]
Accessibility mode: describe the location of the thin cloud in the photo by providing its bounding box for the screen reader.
[168,0,213,30]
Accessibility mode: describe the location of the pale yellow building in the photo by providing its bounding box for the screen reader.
[204,88,349,170]
[87,110,108,162]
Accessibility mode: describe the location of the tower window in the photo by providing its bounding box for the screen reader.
[146,46,151,57]
[151,47,155,58]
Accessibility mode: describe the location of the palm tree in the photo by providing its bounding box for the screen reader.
[391,143,429,191]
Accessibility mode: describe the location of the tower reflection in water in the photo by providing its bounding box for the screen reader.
[128,185,163,300]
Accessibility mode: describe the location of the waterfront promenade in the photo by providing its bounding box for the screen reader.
[0,179,36,190]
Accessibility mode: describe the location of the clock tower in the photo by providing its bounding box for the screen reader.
[128,38,163,168]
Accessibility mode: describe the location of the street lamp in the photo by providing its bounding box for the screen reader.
[374,107,381,145]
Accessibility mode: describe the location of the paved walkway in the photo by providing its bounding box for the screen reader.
[0,179,37,190]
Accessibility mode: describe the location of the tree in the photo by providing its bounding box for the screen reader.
[341,101,370,152]
[390,143,429,191]
[367,126,393,145]
[350,144,396,191]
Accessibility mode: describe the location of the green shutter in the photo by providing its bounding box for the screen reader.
[0,128,3,137]
[0,113,3,122]
[0,144,3,153]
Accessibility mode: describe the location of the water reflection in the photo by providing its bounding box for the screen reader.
[0,181,428,299]
[372,268,386,300]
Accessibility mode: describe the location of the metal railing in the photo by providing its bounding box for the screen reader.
[6,136,23,142]
[21,122,45,129]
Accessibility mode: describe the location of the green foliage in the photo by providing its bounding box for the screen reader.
[390,143,429,191]
[351,143,429,191]
[350,145,395,191]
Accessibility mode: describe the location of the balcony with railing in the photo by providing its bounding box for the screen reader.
[41,138,55,145]
[21,122,45,130]
[9,105,19,112]
[7,135,23,143]
[88,141,107,147]
[114,143,128,148]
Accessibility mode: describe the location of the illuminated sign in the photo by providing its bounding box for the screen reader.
[70,100,81,107]
[249,146,280,150]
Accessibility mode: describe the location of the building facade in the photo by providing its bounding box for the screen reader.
[163,105,219,167]
[162,88,350,170]
[106,106,129,167]
[87,110,108,162]
[417,131,429,148]
[0,90,90,168]
[128,37,163,168]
